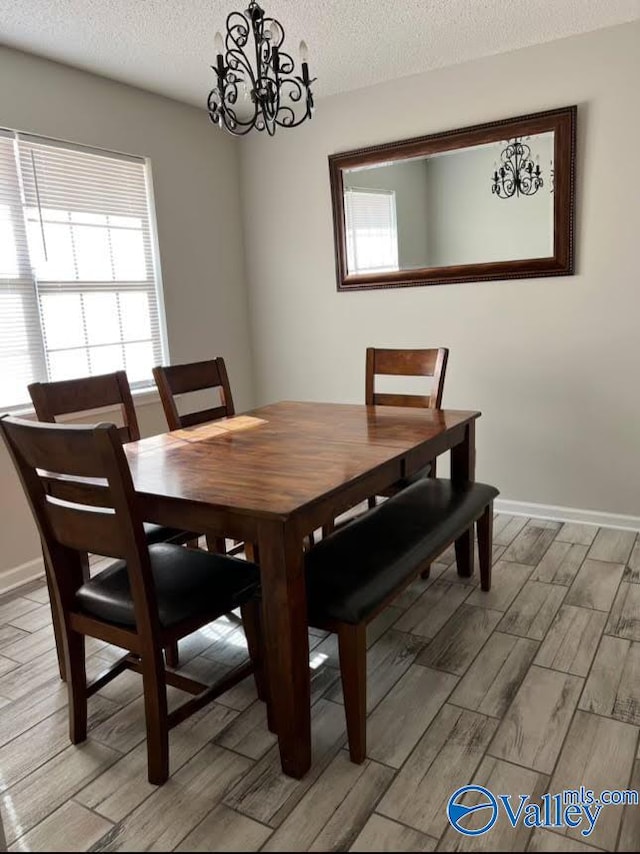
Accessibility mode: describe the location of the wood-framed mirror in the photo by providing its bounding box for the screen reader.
[329,106,576,291]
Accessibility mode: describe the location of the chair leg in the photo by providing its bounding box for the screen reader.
[420,565,431,580]
[240,600,276,733]
[337,623,367,764]
[367,496,377,510]
[79,551,91,581]
[241,600,266,701]
[186,537,200,549]
[44,558,67,682]
[244,542,259,563]
[206,535,228,554]
[321,520,335,540]
[164,642,179,668]
[477,501,494,592]
[261,641,277,735]
[141,647,169,785]
[64,628,87,744]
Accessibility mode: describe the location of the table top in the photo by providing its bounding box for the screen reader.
[125,401,479,520]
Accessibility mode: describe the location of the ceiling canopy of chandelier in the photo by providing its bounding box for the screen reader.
[207,0,316,137]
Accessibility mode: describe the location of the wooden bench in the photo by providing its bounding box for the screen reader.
[305,477,499,762]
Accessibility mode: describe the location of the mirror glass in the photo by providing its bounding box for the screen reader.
[342,131,555,275]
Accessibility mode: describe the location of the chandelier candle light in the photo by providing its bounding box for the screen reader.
[491,138,543,199]
[207,0,316,136]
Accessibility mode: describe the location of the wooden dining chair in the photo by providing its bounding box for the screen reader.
[29,371,142,443]
[152,358,235,431]
[322,348,449,555]
[365,345,449,419]
[28,372,199,673]
[366,346,448,481]
[29,371,197,549]
[0,415,266,785]
[152,358,262,559]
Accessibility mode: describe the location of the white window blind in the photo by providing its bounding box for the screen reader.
[0,130,166,410]
[344,187,399,274]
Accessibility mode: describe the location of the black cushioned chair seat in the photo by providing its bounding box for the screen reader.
[143,523,192,546]
[306,478,498,625]
[76,544,260,629]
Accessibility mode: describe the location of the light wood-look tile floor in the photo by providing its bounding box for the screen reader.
[0,516,639,852]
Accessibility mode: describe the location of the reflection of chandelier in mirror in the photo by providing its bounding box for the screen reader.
[491,138,543,199]
[207,0,316,136]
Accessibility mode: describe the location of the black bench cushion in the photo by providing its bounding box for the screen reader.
[76,544,260,629]
[306,478,498,625]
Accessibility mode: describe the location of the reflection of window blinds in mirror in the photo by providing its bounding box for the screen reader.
[0,130,166,409]
[344,188,399,274]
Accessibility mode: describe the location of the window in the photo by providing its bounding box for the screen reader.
[344,187,399,274]
[0,129,167,410]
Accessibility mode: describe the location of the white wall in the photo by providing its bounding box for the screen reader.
[426,134,554,266]
[239,22,640,518]
[0,46,255,581]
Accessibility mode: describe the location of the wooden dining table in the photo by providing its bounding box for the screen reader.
[125,400,480,779]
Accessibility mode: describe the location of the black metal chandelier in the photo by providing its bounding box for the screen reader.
[491,138,543,199]
[207,0,315,136]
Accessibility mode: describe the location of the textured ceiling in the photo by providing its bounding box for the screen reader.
[1,0,639,106]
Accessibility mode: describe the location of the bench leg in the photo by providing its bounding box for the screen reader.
[454,529,474,578]
[477,501,494,591]
[337,623,367,764]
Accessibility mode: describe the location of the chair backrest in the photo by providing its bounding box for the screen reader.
[0,416,158,636]
[365,347,449,409]
[152,358,235,431]
[28,372,141,444]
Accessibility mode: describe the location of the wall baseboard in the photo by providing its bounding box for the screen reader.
[495,499,640,532]
[0,556,45,597]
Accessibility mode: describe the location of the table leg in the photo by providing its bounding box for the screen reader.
[451,421,476,577]
[257,519,311,778]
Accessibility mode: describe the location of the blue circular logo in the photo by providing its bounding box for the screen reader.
[447,785,499,836]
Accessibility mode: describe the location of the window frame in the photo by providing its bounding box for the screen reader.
[0,127,170,412]
[343,186,399,275]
